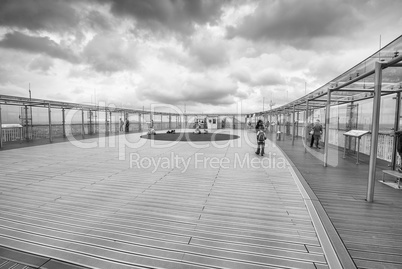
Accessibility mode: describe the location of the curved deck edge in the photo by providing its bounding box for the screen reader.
[276,143,357,269]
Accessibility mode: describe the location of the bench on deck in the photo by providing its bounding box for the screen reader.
[382,170,402,189]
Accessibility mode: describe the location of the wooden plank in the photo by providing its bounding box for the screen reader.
[276,135,402,269]
[0,131,332,268]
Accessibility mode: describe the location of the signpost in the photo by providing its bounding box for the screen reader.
[343,130,370,164]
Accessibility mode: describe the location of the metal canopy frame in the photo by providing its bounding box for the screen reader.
[0,94,250,117]
[0,94,251,147]
[262,35,402,116]
[0,94,163,115]
[260,35,402,203]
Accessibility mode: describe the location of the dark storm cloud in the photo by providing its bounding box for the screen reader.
[86,10,113,31]
[101,0,231,34]
[139,74,238,106]
[83,34,138,73]
[0,0,80,31]
[226,0,362,48]
[144,88,235,106]
[0,31,78,63]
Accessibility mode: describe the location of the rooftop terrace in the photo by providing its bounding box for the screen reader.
[0,130,344,269]
[1,31,402,269]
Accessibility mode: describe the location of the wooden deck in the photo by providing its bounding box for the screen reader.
[275,133,402,269]
[0,130,339,269]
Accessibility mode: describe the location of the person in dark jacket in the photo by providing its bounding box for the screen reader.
[310,119,323,149]
[125,118,130,133]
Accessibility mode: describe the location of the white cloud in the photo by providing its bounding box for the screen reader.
[28,56,54,73]
[83,33,139,73]
[0,0,402,113]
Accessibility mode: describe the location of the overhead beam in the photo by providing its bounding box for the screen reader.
[388,63,402,67]
[333,87,394,93]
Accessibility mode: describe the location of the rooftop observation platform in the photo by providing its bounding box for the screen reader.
[0,130,341,269]
[0,129,401,269]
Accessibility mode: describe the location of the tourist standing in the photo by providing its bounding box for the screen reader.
[255,125,267,156]
[265,120,270,132]
[125,118,130,133]
[310,119,323,148]
[119,118,124,131]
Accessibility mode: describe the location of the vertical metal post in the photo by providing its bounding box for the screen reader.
[324,90,332,167]
[296,111,299,137]
[62,108,66,138]
[348,101,354,151]
[281,112,284,140]
[305,100,309,152]
[160,114,163,130]
[356,137,360,165]
[284,111,287,137]
[81,109,85,139]
[270,113,273,132]
[274,112,281,132]
[292,105,296,145]
[139,113,142,132]
[391,92,401,170]
[169,114,172,129]
[89,110,92,135]
[126,112,129,132]
[0,104,2,149]
[343,138,347,158]
[48,103,52,143]
[109,111,112,133]
[367,62,383,203]
[94,110,97,135]
[285,111,287,135]
[105,110,108,135]
[97,107,100,134]
[233,116,235,129]
[25,105,29,140]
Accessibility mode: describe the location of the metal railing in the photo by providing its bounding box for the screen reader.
[273,122,395,163]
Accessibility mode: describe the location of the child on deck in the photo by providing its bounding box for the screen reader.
[255,125,267,156]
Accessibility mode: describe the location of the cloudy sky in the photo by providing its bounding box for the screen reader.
[0,0,401,114]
